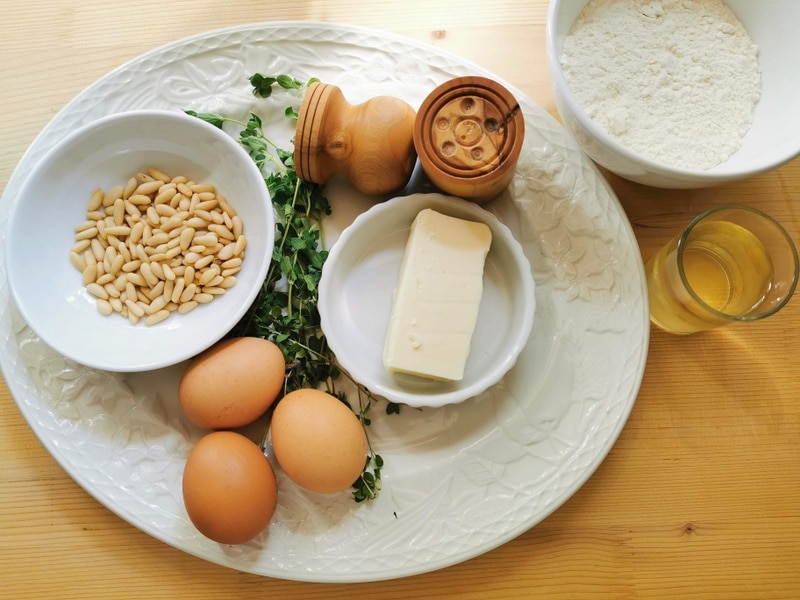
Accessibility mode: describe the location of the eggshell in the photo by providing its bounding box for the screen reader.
[271,389,368,494]
[182,430,277,545]
[179,337,285,429]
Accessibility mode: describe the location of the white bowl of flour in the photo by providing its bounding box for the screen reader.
[547,0,800,188]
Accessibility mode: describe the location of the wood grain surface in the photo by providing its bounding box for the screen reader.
[2,1,799,598]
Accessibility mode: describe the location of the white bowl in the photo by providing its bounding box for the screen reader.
[547,0,800,188]
[318,193,535,408]
[5,110,274,372]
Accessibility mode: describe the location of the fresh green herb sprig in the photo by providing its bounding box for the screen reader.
[351,388,384,502]
[186,73,387,502]
[249,73,319,118]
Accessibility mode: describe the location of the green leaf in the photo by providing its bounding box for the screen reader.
[386,402,402,415]
[184,110,227,128]
[249,73,278,98]
[276,74,304,90]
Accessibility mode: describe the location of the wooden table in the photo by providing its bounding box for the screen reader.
[2,1,799,598]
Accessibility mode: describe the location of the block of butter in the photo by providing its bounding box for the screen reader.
[383,208,492,381]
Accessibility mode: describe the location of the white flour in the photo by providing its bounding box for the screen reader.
[561,0,761,170]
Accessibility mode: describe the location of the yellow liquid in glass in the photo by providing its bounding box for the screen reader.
[647,221,773,334]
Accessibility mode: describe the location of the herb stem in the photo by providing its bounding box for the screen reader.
[186,74,386,502]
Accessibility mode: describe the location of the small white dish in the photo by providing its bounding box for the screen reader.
[5,109,275,372]
[318,193,535,407]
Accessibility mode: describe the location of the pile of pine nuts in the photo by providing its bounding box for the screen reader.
[69,167,246,326]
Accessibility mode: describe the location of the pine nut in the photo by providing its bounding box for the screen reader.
[134,180,163,196]
[217,242,236,261]
[157,204,178,219]
[146,232,169,247]
[145,280,164,300]
[125,299,145,318]
[218,195,237,218]
[186,216,209,229]
[184,266,195,286]
[70,251,86,272]
[86,283,108,299]
[82,264,98,285]
[195,199,218,211]
[147,296,167,315]
[103,185,123,207]
[140,262,159,287]
[179,282,197,303]
[71,239,92,255]
[128,194,152,206]
[210,223,235,241]
[145,310,171,326]
[154,188,176,205]
[75,226,98,241]
[134,244,149,264]
[204,275,224,288]
[178,300,198,314]
[162,263,176,281]
[96,299,114,315]
[221,257,242,270]
[122,177,138,200]
[147,167,171,182]
[171,278,185,303]
[193,233,217,247]
[136,172,155,183]
[194,254,215,269]
[74,220,96,233]
[162,279,174,303]
[222,211,233,229]
[96,273,114,286]
[221,266,241,277]
[197,266,220,286]
[113,274,128,291]
[125,201,142,218]
[103,282,120,298]
[88,188,105,211]
[201,286,226,295]
[90,238,105,262]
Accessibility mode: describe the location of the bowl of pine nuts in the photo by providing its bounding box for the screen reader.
[5,109,275,372]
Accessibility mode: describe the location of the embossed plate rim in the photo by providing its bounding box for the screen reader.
[0,21,649,583]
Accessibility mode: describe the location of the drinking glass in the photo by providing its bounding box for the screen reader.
[645,205,799,334]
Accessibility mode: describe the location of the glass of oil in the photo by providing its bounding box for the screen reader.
[646,205,799,334]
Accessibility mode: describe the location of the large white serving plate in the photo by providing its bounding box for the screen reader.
[0,22,649,583]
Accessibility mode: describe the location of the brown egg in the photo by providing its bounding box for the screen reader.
[271,389,368,494]
[182,430,277,545]
[179,337,285,429]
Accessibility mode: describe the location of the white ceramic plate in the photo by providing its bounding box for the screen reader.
[0,22,649,583]
[319,193,535,407]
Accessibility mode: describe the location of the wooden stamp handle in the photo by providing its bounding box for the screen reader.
[294,82,417,196]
